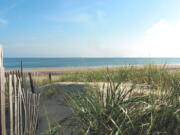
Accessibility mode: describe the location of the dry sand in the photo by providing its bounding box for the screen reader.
[6,65,180,134]
[25,64,180,135]
[6,64,180,73]
[37,82,151,135]
[37,83,86,135]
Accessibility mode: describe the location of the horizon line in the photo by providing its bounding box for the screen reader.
[3,57,180,59]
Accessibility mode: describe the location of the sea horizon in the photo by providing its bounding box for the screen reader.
[3,57,180,69]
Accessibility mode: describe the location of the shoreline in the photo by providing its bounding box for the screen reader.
[5,64,180,73]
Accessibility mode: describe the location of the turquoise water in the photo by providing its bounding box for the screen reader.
[4,58,180,69]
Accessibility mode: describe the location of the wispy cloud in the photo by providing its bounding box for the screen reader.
[45,1,107,24]
[46,10,106,24]
[0,18,8,25]
[0,3,17,15]
[0,3,17,26]
[95,10,107,23]
[46,12,92,24]
[74,13,92,23]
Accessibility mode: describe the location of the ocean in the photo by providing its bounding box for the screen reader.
[3,58,180,69]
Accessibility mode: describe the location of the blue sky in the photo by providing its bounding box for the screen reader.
[0,0,180,57]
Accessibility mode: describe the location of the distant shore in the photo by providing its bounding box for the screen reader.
[5,64,180,73]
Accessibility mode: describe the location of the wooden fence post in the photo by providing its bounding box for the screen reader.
[29,72,35,93]
[9,74,14,135]
[14,75,18,135]
[0,46,40,135]
[49,72,52,83]
[0,46,6,135]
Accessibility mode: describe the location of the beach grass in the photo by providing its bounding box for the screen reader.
[60,65,179,135]
[38,65,180,135]
[39,64,178,88]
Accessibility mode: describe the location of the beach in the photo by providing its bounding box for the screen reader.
[2,0,180,134]
[5,64,180,73]
[3,63,180,135]
[34,64,180,134]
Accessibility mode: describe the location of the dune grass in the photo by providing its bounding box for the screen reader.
[62,65,180,135]
[40,65,180,135]
[37,65,177,88]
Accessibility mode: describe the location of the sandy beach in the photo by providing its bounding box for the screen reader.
[5,64,180,73]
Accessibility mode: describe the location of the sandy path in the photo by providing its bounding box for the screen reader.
[37,83,86,135]
[37,81,162,135]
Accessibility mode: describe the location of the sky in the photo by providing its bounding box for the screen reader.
[0,0,180,57]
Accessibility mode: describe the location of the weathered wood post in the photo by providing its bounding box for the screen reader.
[9,74,14,135]
[14,75,18,135]
[0,46,6,135]
[49,72,52,83]
[29,72,35,93]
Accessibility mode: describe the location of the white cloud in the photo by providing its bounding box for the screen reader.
[81,20,180,57]
[100,20,180,57]
[145,20,169,34]
[138,20,180,57]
